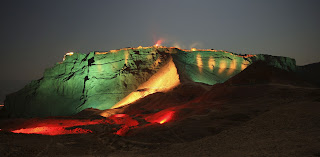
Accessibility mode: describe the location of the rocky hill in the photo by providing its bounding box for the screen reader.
[3,46,296,117]
[297,62,320,87]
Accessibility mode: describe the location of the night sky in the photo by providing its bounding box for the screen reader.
[1,0,319,81]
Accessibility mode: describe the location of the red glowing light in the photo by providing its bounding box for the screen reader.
[9,110,177,136]
[145,110,175,124]
[115,126,130,136]
[113,114,127,118]
[10,119,103,135]
[108,114,139,136]
[155,40,162,46]
[12,126,92,135]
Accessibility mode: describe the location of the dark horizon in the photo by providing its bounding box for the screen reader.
[1,0,320,81]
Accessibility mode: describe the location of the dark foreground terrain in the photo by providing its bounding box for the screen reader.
[0,62,319,157]
[0,83,319,157]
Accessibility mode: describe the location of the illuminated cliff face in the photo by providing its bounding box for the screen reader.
[4,46,296,117]
[171,48,256,85]
[101,57,180,117]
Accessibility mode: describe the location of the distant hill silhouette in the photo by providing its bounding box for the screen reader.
[225,61,311,86]
[0,80,30,104]
[297,62,320,87]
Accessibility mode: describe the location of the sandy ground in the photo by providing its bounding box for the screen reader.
[0,84,319,157]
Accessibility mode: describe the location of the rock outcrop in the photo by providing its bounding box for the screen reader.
[4,46,296,117]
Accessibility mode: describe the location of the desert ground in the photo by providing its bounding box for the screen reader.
[0,82,319,157]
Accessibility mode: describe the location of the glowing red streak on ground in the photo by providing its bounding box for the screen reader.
[145,110,175,124]
[9,111,176,136]
[107,114,139,136]
[10,119,103,136]
[12,127,92,135]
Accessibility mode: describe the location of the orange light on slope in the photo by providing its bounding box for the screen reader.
[241,60,249,70]
[191,48,197,51]
[218,60,227,74]
[100,57,180,116]
[227,60,237,75]
[208,56,215,70]
[145,110,175,124]
[159,120,166,124]
[196,53,203,73]
[125,51,129,65]
[159,112,172,124]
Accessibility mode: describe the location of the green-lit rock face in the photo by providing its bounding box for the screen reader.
[4,46,296,117]
[172,49,296,85]
[172,50,251,85]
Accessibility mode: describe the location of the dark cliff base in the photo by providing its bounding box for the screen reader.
[0,83,319,157]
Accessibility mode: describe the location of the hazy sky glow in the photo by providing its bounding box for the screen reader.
[1,0,319,80]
